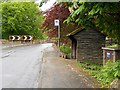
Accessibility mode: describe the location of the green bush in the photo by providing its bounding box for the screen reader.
[59,45,71,55]
[1,2,44,40]
[95,60,120,87]
[77,61,102,71]
[77,60,120,88]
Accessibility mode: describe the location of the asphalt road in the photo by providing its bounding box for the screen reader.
[2,43,52,88]
[1,43,96,88]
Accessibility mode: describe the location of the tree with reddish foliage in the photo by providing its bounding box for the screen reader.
[42,3,78,45]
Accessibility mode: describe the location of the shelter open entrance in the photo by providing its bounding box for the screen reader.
[69,36,77,59]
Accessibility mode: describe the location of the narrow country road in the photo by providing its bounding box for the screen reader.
[2,43,52,88]
[1,43,97,88]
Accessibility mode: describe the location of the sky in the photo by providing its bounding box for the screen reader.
[35,0,56,11]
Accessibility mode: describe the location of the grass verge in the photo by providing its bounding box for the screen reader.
[77,61,120,88]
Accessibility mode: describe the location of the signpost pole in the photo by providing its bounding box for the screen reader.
[58,25,60,47]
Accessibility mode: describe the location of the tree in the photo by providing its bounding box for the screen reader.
[0,0,34,2]
[1,2,44,40]
[42,3,78,45]
[65,2,120,44]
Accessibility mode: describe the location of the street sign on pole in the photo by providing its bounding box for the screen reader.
[54,19,59,26]
[54,19,60,47]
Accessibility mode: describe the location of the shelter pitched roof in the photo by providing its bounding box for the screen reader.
[66,28,84,37]
[67,28,107,37]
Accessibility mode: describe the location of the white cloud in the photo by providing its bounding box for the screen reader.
[40,0,56,11]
